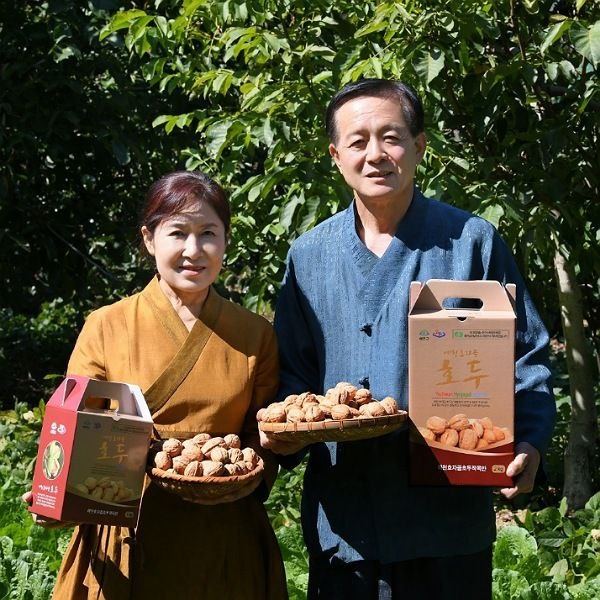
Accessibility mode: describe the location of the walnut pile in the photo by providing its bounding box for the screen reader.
[256,382,401,424]
[419,414,509,451]
[150,433,260,478]
[74,477,133,502]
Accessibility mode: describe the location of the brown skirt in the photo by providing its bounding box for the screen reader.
[52,484,288,600]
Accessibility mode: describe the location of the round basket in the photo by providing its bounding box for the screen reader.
[147,458,264,503]
[258,411,408,443]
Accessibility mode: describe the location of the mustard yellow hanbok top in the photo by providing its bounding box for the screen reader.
[52,277,288,600]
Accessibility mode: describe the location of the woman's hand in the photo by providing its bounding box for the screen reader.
[21,491,74,528]
[500,442,541,500]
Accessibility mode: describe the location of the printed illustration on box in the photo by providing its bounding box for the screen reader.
[408,280,516,486]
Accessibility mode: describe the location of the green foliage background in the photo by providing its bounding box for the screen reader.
[3,399,600,599]
[1,0,599,409]
[1,0,599,597]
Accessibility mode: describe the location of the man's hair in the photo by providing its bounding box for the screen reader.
[325,79,425,143]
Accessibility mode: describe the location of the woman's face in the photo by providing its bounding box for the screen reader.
[141,200,227,305]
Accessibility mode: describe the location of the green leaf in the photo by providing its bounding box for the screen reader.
[540,21,572,54]
[493,526,538,569]
[585,491,600,511]
[570,20,600,66]
[478,204,504,228]
[413,47,445,84]
[549,558,569,582]
[99,9,147,40]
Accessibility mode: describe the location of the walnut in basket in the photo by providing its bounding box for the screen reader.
[256,384,402,425]
[150,435,260,479]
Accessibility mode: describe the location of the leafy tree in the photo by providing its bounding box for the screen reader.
[101,0,599,504]
[0,0,194,406]
[0,0,199,314]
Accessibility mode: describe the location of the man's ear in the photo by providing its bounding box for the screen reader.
[415,132,427,164]
[141,226,155,256]
[329,143,342,172]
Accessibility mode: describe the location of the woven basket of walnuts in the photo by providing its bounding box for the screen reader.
[257,382,407,443]
[147,433,264,503]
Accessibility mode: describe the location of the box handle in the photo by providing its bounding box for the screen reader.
[411,280,516,311]
[61,377,79,405]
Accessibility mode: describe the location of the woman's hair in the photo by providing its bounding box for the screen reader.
[325,78,424,144]
[140,170,231,236]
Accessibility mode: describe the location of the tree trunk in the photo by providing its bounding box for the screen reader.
[553,249,598,510]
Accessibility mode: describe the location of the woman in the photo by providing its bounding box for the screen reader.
[26,171,288,599]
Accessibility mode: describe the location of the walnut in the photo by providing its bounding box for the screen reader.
[380,396,399,415]
[330,404,352,420]
[470,419,484,438]
[286,406,305,423]
[448,414,471,431]
[297,391,318,406]
[262,403,287,423]
[223,463,238,476]
[304,404,326,422]
[115,486,132,502]
[162,438,183,458]
[192,433,212,445]
[84,477,98,490]
[223,433,241,449]
[181,445,203,462]
[256,407,267,422]
[335,381,357,396]
[492,427,506,441]
[154,451,172,470]
[335,387,353,405]
[235,461,249,475]
[75,483,89,495]
[201,460,225,477]
[353,388,372,406]
[201,438,224,456]
[425,416,448,435]
[482,429,498,443]
[479,417,494,430]
[458,428,478,450]
[172,455,191,474]
[228,448,244,463]
[241,447,259,468]
[319,405,332,418]
[418,427,436,442]
[439,429,459,447]
[102,488,116,502]
[184,460,202,477]
[359,402,386,417]
[320,393,340,408]
[282,394,299,407]
[209,446,230,464]
[476,438,489,450]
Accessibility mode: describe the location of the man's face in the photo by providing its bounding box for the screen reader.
[328,95,426,206]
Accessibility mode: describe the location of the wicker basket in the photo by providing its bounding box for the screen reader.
[147,458,264,503]
[258,411,407,443]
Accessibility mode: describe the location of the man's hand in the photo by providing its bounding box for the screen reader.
[500,442,541,500]
[259,430,308,456]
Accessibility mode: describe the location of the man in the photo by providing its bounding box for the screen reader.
[261,79,555,599]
